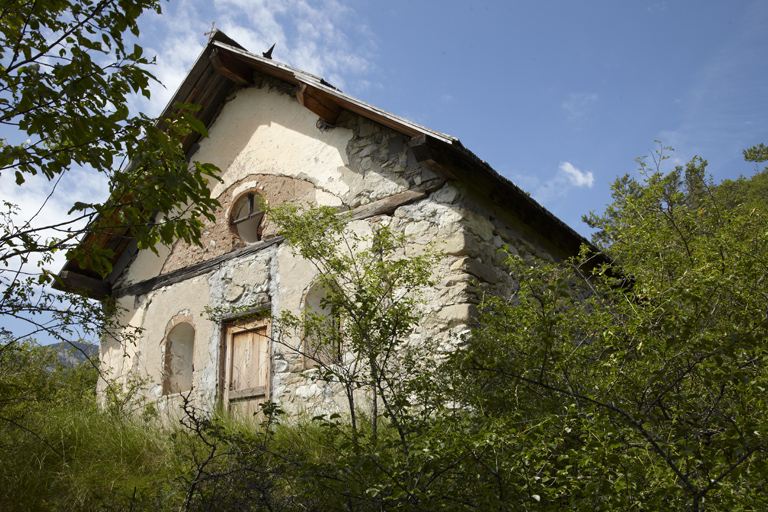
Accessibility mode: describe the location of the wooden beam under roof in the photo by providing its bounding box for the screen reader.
[294,82,342,125]
[210,48,252,85]
[209,41,457,145]
[55,271,112,300]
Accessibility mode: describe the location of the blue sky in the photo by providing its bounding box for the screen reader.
[2,0,767,343]
[135,0,768,233]
[6,0,764,240]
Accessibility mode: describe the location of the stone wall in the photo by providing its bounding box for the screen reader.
[101,71,560,419]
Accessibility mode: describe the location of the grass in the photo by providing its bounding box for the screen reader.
[0,344,188,511]
[0,370,349,511]
[0,396,183,511]
[0,341,471,511]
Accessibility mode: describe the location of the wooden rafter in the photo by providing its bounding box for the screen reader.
[294,82,342,125]
[209,48,252,85]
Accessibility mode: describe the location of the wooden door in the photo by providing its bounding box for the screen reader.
[222,320,270,418]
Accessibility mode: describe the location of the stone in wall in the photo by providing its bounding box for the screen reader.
[338,113,442,206]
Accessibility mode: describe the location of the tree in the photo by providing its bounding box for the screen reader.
[200,203,509,510]
[0,0,221,473]
[0,0,219,348]
[712,146,768,210]
[268,202,439,437]
[201,200,587,510]
[258,203,596,510]
[461,144,768,510]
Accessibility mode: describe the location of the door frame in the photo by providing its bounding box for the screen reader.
[219,316,272,410]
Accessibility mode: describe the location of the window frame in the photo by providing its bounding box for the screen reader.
[229,190,266,243]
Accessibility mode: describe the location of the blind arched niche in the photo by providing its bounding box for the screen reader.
[164,322,195,394]
[303,282,342,369]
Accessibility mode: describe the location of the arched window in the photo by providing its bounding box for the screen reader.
[164,322,195,394]
[303,283,342,369]
[230,191,265,243]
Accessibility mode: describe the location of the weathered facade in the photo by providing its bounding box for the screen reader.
[58,32,591,417]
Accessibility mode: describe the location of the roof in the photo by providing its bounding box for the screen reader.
[57,30,597,299]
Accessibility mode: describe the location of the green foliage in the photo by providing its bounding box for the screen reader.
[0,0,220,345]
[0,0,220,259]
[463,144,768,510]
[265,203,511,509]
[175,399,299,511]
[182,158,768,509]
[268,202,440,436]
[714,148,768,211]
[0,340,184,511]
[743,143,768,164]
[7,143,768,510]
[0,5,224,507]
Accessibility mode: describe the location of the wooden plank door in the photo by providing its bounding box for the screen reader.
[222,320,270,418]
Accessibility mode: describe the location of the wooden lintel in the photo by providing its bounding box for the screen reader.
[111,187,438,300]
[349,190,426,221]
[113,237,284,299]
[210,48,252,85]
[57,271,112,300]
[294,82,342,124]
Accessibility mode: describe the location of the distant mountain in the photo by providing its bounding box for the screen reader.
[46,341,98,367]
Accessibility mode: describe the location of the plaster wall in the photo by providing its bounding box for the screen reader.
[102,76,559,418]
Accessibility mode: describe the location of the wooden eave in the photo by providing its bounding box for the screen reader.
[205,40,456,144]
[198,39,593,258]
[57,30,599,298]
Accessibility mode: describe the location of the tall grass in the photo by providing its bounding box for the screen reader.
[1,402,187,511]
[0,343,187,511]
[1,342,488,511]
[0,343,343,512]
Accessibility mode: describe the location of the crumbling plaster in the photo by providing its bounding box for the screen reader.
[103,74,561,417]
[198,81,410,209]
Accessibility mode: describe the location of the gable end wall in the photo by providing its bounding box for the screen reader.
[100,73,562,417]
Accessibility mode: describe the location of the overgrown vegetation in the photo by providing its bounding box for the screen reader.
[0,341,179,510]
[462,145,768,510]
[1,0,220,346]
[4,146,768,511]
[1,4,221,505]
[2,145,767,511]
[2,2,766,511]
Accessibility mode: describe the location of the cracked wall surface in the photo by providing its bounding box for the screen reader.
[102,73,562,418]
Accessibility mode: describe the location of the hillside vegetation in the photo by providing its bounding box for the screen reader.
[2,148,768,511]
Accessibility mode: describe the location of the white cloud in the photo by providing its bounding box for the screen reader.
[522,161,594,205]
[118,0,378,116]
[211,0,375,92]
[558,161,594,187]
[562,93,598,122]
